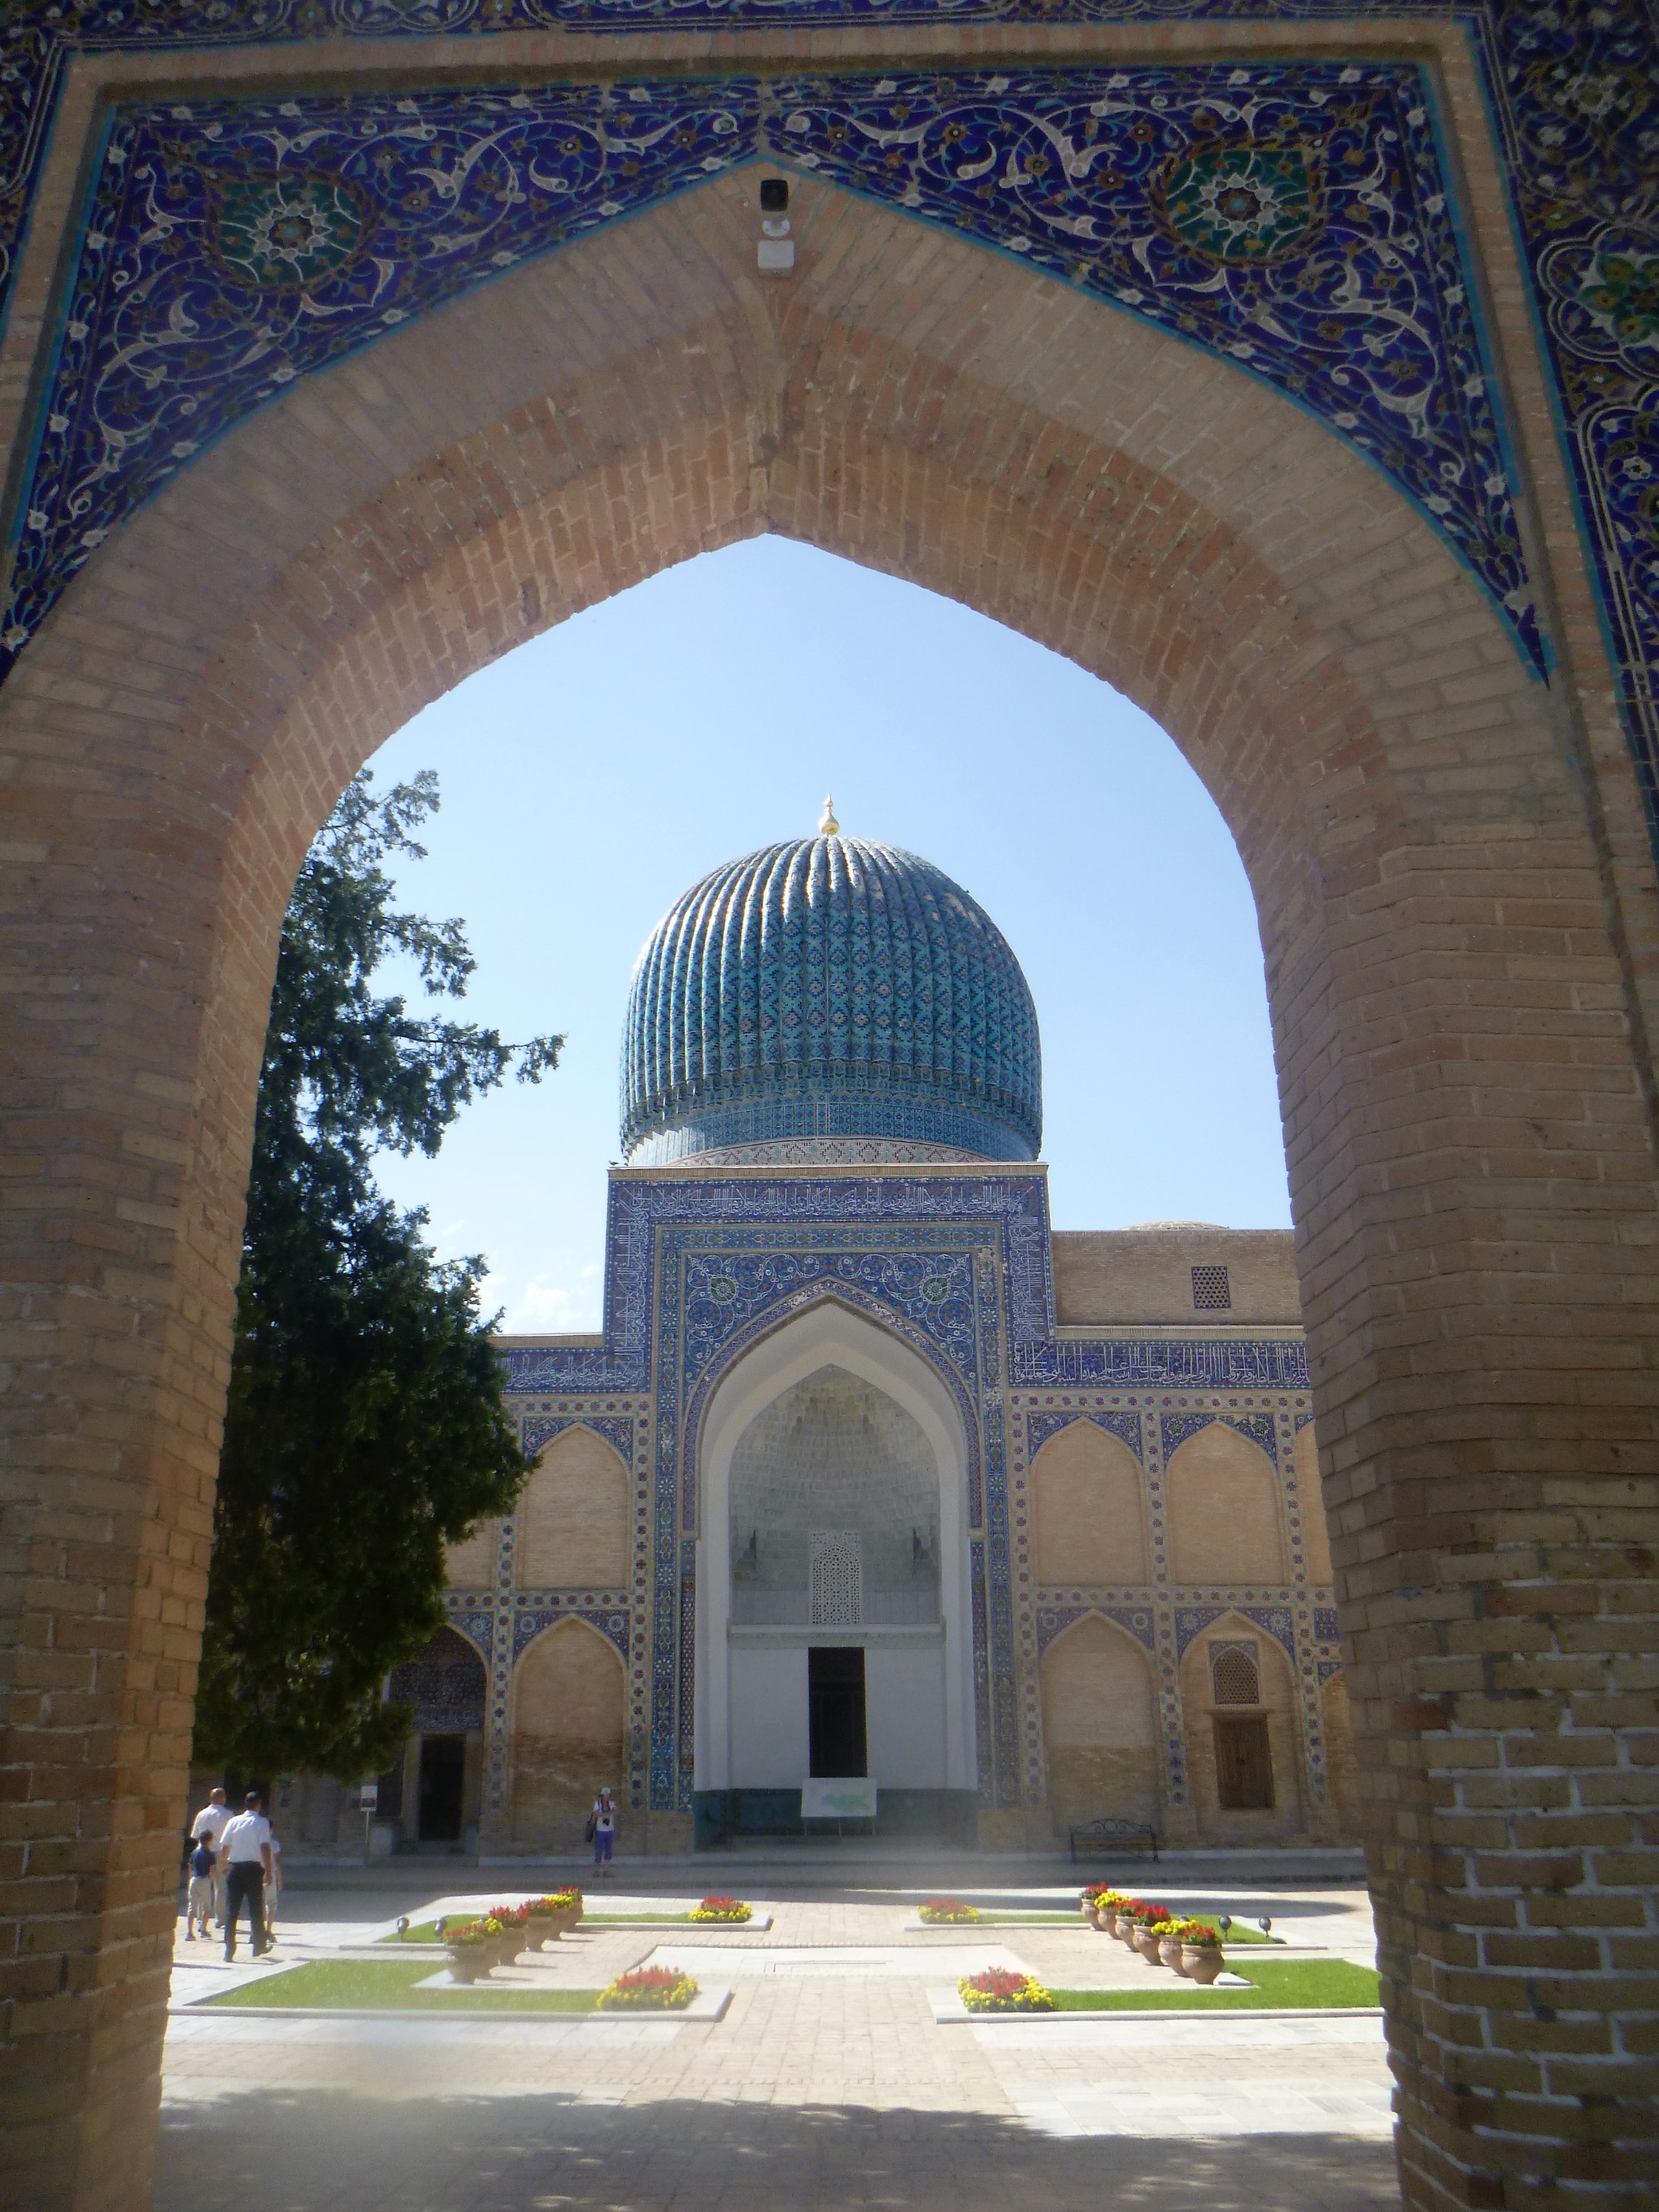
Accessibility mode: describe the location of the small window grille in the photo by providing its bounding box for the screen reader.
[1191,1264,1232,1310]
[810,1530,862,1626]
[1211,1641,1261,1706]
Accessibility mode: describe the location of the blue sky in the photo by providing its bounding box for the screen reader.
[364,536,1289,1333]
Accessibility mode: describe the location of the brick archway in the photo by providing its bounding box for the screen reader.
[4,167,1657,2211]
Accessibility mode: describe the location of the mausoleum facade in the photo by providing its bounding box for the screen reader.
[367,820,1356,1857]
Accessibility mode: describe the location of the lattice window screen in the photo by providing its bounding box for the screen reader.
[810,1530,863,1626]
[1191,1264,1232,1309]
[1210,1640,1261,1706]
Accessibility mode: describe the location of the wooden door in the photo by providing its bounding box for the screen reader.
[1214,1714,1274,1810]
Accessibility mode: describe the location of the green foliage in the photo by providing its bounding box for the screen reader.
[193,771,561,1782]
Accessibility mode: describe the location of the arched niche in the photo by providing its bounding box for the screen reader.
[1166,1423,1287,1586]
[694,1298,975,1795]
[1295,1421,1335,1586]
[509,1617,625,1850]
[517,1425,629,1589]
[1179,1610,1303,1841]
[1039,1613,1160,1834]
[1030,1420,1148,1586]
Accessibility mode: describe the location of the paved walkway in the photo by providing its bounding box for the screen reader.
[158,1873,1399,2212]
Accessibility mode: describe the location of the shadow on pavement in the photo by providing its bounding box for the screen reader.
[158,2088,1399,2211]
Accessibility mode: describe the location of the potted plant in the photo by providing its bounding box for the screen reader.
[488,1907,529,1966]
[958,1967,1055,2014]
[1153,1918,1187,1971]
[919,1898,981,1925]
[1132,1907,1171,1962]
[547,1887,584,1936]
[597,1965,698,2011]
[1178,1919,1227,1985]
[688,1895,752,1923]
[524,1897,560,1950]
[444,1919,493,1985]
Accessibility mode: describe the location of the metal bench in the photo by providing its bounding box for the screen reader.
[1068,1816,1160,1864]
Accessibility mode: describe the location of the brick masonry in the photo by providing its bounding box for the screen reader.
[0,17,1657,2212]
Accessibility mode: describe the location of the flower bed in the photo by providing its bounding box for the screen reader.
[688,1895,752,1923]
[958,1967,1055,2014]
[597,1965,699,2011]
[918,1898,981,1924]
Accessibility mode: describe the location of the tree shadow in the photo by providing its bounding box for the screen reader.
[158,2088,1399,2211]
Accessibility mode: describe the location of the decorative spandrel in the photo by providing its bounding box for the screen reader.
[1,63,1536,692]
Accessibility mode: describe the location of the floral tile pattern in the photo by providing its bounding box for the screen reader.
[0,2,1654,845]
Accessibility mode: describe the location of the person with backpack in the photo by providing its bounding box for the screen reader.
[588,1786,616,1876]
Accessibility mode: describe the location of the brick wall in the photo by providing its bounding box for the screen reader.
[1,77,1655,2212]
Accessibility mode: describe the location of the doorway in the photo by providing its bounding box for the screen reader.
[417,1734,466,1842]
[809,1647,867,1778]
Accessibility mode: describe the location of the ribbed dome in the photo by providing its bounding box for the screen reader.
[621,835,1042,1165]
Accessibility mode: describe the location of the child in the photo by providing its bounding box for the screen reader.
[184,1833,216,1942]
[264,1830,282,1935]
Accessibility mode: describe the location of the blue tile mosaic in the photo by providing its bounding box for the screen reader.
[624,835,1042,1163]
[1026,1407,1144,1462]
[1035,1602,1156,1654]
[1,7,1656,853]
[0,61,1535,694]
[1160,1409,1277,1459]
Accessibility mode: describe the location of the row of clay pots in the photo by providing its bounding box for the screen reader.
[1087,1905,1225,1986]
[446,1902,584,1981]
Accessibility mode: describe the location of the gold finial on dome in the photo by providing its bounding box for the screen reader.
[818,794,839,836]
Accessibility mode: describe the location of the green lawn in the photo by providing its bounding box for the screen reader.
[202,1960,602,2012]
[1044,1960,1379,2011]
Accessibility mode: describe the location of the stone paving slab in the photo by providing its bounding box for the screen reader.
[158,1878,1396,2211]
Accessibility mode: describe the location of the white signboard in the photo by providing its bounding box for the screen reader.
[357,1782,378,1811]
[800,1777,877,1821]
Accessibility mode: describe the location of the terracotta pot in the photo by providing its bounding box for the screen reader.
[1112,1914,1136,1942]
[1182,1945,1225,1986]
[491,1931,521,1969]
[525,1915,556,1951]
[446,1947,487,1984]
[557,1903,583,1935]
[1159,1936,1186,1972]
[1134,1926,1164,1963]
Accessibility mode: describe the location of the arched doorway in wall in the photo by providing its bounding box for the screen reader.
[4,121,1657,2212]
[693,1298,976,1841]
[385,1625,489,1850]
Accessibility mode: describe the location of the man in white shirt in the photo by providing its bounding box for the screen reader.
[189,1788,231,1930]
[216,1792,275,1960]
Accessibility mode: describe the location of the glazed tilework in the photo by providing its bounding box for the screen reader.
[0,63,1540,693]
[1,11,1656,847]
[623,835,1042,1163]
[474,1167,1340,1830]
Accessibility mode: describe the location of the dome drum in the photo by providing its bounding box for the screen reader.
[622,833,1042,1166]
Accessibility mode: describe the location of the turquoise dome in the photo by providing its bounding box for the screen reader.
[621,833,1042,1164]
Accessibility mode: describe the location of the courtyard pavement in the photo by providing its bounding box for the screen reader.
[158,1864,1399,2212]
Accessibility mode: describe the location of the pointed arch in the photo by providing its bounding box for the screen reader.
[1166,1421,1287,1586]
[510,1615,626,1850]
[694,1296,975,1795]
[1030,1417,1149,1586]
[1039,1610,1160,1834]
[1179,1606,1303,1841]
[518,1423,630,1590]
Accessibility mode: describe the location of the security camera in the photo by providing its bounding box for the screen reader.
[757,176,795,273]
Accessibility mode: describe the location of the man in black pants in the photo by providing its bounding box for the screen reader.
[216,1791,275,1960]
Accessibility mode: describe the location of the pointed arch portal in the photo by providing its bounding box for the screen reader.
[2,13,1657,2212]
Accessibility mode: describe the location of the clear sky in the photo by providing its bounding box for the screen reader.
[364,535,1290,1333]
